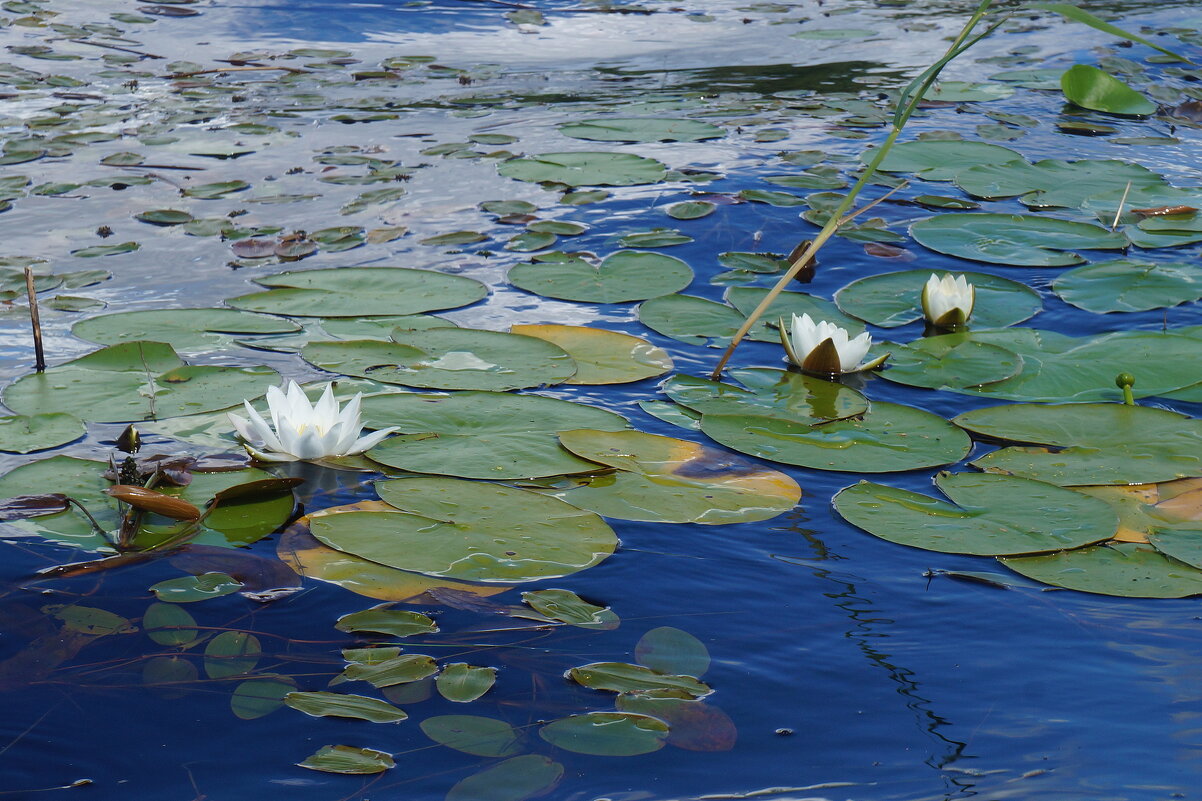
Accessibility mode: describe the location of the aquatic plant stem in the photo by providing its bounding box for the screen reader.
[22,268,45,373]
[709,0,1001,381]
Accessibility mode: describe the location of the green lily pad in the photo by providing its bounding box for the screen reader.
[72,308,301,353]
[334,608,438,637]
[558,118,724,143]
[726,287,864,334]
[876,336,1023,390]
[498,152,666,187]
[231,678,294,720]
[618,229,693,247]
[925,81,1015,102]
[1147,530,1202,570]
[662,368,868,424]
[668,201,716,220]
[700,402,972,473]
[204,631,261,679]
[144,602,198,647]
[539,712,669,756]
[834,270,1040,328]
[0,413,84,453]
[298,745,394,774]
[637,294,746,348]
[335,653,439,688]
[445,756,563,801]
[1061,64,1157,116]
[635,627,710,677]
[421,715,523,757]
[302,329,576,391]
[522,588,617,629]
[3,341,278,423]
[872,140,1021,181]
[135,209,194,225]
[569,661,711,697]
[183,180,250,199]
[510,325,673,385]
[236,315,457,354]
[909,213,1128,267]
[1051,259,1202,313]
[955,402,1202,486]
[71,242,140,259]
[362,391,625,480]
[435,664,497,703]
[551,429,801,525]
[833,472,1117,556]
[226,267,487,318]
[150,572,244,603]
[285,691,408,723]
[954,158,1166,209]
[505,231,557,252]
[508,251,693,303]
[310,477,616,582]
[1001,542,1202,597]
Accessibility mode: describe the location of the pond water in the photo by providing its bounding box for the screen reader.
[3,0,1202,799]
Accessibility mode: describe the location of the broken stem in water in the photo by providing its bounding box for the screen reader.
[23,267,45,373]
[709,0,1003,381]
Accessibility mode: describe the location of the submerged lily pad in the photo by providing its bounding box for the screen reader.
[445,756,563,801]
[834,270,1040,328]
[955,403,1202,486]
[551,429,801,525]
[1051,259,1202,313]
[421,715,523,757]
[1001,542,1202,597]
[362,391,625,479]
[509,325,673,384]
[303,329,576,391]
[72,308,300,352]
[508,251,693,303]
[309,477,617,582]
[227,267,487,318]
[909,213,1127,267]
[701,402,971,473]
[499,152,666,187]
[539,712,669,756]
[833,472,1117,556]
[3,341,277,423]
[559,118,724,143]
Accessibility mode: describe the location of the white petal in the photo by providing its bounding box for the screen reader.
[286,427,330,461]
[346,426,398,455]
[840,331,873,371]
[242,400,287,454]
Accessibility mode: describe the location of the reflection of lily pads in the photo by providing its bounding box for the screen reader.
[498,152,666,187]
[362,391,625,479]
[310,477,616,582]
[834,270,1040,328]
[910,213,1127,267]
[227,267,487,317]
[559,118,724,143]
[663,368,868,424]
[834,472,1116,555]
[508,251,692,303]
[72,308,300,352]
[701,402,971,473]
[4,341,277,423]
[955,403,1202,486]
[551,429,800,525]
[1001,542,1202,597]
[421,715,522,757]
[1051,259,1202,313]
[510,325,672,384]
[302,329,576,391]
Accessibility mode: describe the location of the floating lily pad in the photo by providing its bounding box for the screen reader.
[569,661,711,697]
[523,588,617,629]
[303,329,576,391]
[954,158,1165,209]
[285,691,408,723]
[1148,529,1202,570]
[833,472,1117,556]
[955,402,1202,486]
[73,309,301,352]
[668,201,716,220]
[150,572,244,603]
[227,267,487,318]
[700,402,972,473]
[559,118,724,143]
[144,603,198,647]
[663,368,868,424]
[637,294,747,348]
[876,336,1023,390]
[618,229,693,247]
[909,213,1128,267]
[498,152,667,187]
[1051,259,1202,313]
[1061,64,1156,116]
[335,608,438,637]
[3,341,278,423]
[204,631,260,678]
[872,140,1021,181]
[421,715,523,757]
[834,270,1040,328]
[236,315,457,354]
[551,429,800,525]
[508,251,693,303]
[0,413,84,453]
[310,477,616,582]
[726,287,864,334]
[298,745,394,775]
[445,756,563,801]
[926,81,1015,102]
[362,391,625,479]
[539,712,669,756]
[436,664,497,703]
[1001,542,1202,597]
[335,653,438,688]
[509,325,673,384]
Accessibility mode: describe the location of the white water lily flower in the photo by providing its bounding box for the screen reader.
[921,273,975,329]
[228,381,397,462]
[780,313,888,376]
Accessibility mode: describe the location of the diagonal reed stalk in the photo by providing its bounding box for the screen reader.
[709,0,1004,380]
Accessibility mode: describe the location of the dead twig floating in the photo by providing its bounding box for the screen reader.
[68,38,164,59]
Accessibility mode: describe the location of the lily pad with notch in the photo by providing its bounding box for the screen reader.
[226,267,487,318]
[876,335,1023,390]
[834,269,1040,328]
[72,309,301,353]
[662,368,868,424]
[909,213,1128,267]
[0,413,85,453]
[508,251,693,303]
[510,325,673,384]
[1051,259,1202,313]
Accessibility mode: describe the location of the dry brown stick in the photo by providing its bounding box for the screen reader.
[22,268,45,373]
[68,38,164,59]
[164,65,312,78]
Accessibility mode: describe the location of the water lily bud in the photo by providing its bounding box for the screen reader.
[779,313,888,377]
[921,273,975,330]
